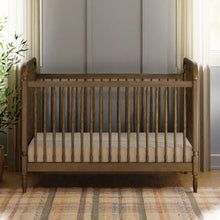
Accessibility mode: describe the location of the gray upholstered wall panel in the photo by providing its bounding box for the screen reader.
[41,0,86,72]
[41,0,177,73]
[143,0,177,73]
[87,0,141,73]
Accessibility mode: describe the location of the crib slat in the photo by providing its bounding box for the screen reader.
[117,84,121,162]
[164,86,168,163]
[150,80,154,132]
[177,79,180,131]
[109,81,112,162]
[59,79,62,131]
[155,87,159,163]
[43,87,47,162]
[50,80,53,131]
[71,88,75,162]
[133,78,136,131]
[99,82,103,162]
[125,79,128,132]
[76,80,79,132]
[61,88,65,162]
[84,83,88,132]
[127,86,131,162]
[34,88,38,162]
[67,81,71,131]
[167,79,170,132]
[93,79,95,131]
[174,87,177,162]
[158,79,161,131]
[146,87,149,162]
[141,80,145,132]
[51,87,56,162]
[90,86,94,162]
[81,87,84,162]
[136,87,140,162]
[183,86,187,162]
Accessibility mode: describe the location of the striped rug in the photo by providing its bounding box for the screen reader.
[0,188,219,220]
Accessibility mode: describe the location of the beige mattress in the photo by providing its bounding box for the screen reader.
[28,133,192,163]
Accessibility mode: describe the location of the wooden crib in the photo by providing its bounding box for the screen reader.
[21,58,199,193]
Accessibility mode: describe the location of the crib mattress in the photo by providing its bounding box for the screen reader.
[28,133,192,163]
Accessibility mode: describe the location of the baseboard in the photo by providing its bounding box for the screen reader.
[211,154,220,169]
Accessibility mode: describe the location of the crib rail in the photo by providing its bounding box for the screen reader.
[37,73,182,80]
[27,80,192,88]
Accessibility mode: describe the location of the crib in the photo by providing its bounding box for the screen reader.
[21,58,199,193]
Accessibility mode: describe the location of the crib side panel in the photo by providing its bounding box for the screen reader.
[27,77,193,164]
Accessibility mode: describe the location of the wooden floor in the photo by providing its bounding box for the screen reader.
[1,170,220,189]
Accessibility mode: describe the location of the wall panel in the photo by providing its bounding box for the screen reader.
[143,0,177,73]
[42,0,86,72]
[87,0,141,73]
[41,0,177,73]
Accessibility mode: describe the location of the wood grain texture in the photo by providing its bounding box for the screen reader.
[164,87,168,163]
[145,87,149,162]
[51,87,56,162]
[61,88,65,163]
[34,88,38,162]
[127,87,131,162]
[155,88,159,163]
[80,88,84,162]
[174,87,177,163]
[43,88,47,163]
[90,87,94,162]
[109,82,112,162]
[136,87,140,162]
[71,88,75,162]
[117,84,121,162]
[27,163,193,173]
[99,82,103,162]
[38,73,182,80]
[27,81,193,88]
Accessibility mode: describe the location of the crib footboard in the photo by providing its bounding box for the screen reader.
[21,58,199,193]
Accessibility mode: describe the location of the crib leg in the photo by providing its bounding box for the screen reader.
[192,152,199,193]
[22,175,27,193]
[22,154,28,193]
[193,175,198,193]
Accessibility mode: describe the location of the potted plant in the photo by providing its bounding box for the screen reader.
[0,18,28,180]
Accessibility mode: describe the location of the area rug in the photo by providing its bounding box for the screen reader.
[0,187,219,220]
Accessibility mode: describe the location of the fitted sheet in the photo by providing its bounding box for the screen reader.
[28,132,192,163]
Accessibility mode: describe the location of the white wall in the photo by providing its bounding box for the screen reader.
[41,0,177,73]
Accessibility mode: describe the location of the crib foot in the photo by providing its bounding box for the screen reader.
[193,175,198,193]
[22,175,27,193]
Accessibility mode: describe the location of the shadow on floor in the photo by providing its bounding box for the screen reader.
[32,173,188,188]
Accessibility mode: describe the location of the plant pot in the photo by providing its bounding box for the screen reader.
[0,145,4,181]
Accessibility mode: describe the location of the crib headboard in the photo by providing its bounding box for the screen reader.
[183,58,199,146]
[21,58,38,145]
